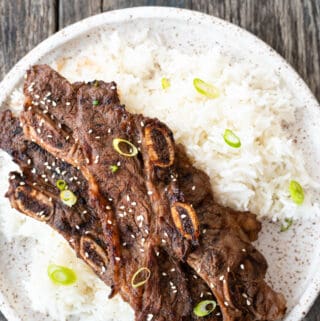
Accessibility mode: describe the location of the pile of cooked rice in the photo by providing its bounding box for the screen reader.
[0,29,319,320]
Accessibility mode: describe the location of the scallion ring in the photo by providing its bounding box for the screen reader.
[47,264,77,286]
[92,100,99,106]
[113,138,138,157]
[60,190,77,207]
[280,218,293,232]
[193,300,217,317]
[110,165,119,173]
[289,180,304,205]
[193,78,219,99]
[131,267,151,288]
[223,129,241,148]
[56,179,67,191]
[161,77,170,90]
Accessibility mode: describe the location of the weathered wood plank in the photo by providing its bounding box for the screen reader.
[103,0,192,11]
[0,0,57,81]
[59,0,102,28]
[192,0,320,102]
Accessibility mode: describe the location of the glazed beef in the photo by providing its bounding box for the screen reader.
[0,110,221,321]
[0,64,286,321]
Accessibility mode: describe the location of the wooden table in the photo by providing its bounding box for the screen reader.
[0,1,319,320]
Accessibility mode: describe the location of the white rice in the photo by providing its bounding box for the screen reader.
[1,29,320,320]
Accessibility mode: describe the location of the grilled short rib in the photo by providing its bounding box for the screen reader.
[1,64,286,320]
[0,110,221,321]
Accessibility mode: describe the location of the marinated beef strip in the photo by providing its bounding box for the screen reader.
[19,65,285,320]
[138,119,286,320]
[0,110,221,321]
[17,66,220,321]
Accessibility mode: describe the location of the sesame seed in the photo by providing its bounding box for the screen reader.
[246,300,251,306]
[162,272,167,276]
[242,248,246,252]
[147,191,153,195]
[202,229,207,234]
[44,178,48,182]
[94,155,100,164]
[118,213,124,218]
[170,268,175,272]
[10,175,16,180]
[137,215,143,221]
[219,275,224,281]
[40,100,45,105]
[101,266,106,273]
[181,214,187,219]
[200,292,204,298]
[240,264,245,270]
[32,182,37,186]
[75,225,80,230]
[66,102,71,106]
[19,182,25,186]
[47,135,53,139]
[227,266,230,272]
[36,128,41,134]
[52,101,57,107]
[193,275,198,279]
[147,314,153,321]
[110,86,116,90]
[169,281,174,286]
[69,238,74,242]
[131,234,135,239]
[156,251,160,256]
[126,195,130,201]
[106,205,111,210]
[224,301,229,307]
[140,249,145,253]
[85,252,89,258]
[86,158,90,164]
[115,257,121,261]
[58,123,62,129]
[65,136,70,141]
[161,239,166,244]
[140,121,145,127]
[35,94,40,99]
[242,293,248,298]
[164,232,168,237]
[191,185,196,190]
[107,220,112,225]
[95,136,101,139]
[107,128,111,133]
[172,289,178,293]
[131,201,137,206]
[122,242,127,247]
[88,129,93,134]
[85,231,90,235]
[43,109,48,114]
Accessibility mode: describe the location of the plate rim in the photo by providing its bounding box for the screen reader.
[0,6,319,321]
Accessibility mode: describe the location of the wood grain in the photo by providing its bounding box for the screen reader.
[0,1,319,320]
[0,0,57,79]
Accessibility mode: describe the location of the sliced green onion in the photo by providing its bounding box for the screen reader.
[47,264,77,286]
[289,180,304,205]
[193,300,217,317]
[280,218,293,232]
[92,100,99,106]
[193,78,219,99]
[56,179,67,191]
[93,80,99,87]
[60,190,77,207]
[131,267,151,288]
[113,138,138,157]
[161,77,170,89]
[110,165,119,173]
[223,129,241,148]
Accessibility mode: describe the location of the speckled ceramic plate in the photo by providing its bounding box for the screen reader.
[0,6,320,321]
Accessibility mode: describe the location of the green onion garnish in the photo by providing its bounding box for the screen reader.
[131,267,151,288]
[193,300,217,317]
[47,264,77,286]
[280,218,293,232]
[92,100,99,106]
[161,77,170,90]
[289,180,304,205]
[56,179,67,191]
[223,129,241,148]
[60,190,77,207]
[93,80,99,87]
[193,78,219,99]
[110,165,119,173]
[113,138,138,157]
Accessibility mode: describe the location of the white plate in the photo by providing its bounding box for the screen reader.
[0,7,320,321]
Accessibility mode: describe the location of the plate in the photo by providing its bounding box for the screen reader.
[0,7,320,321]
